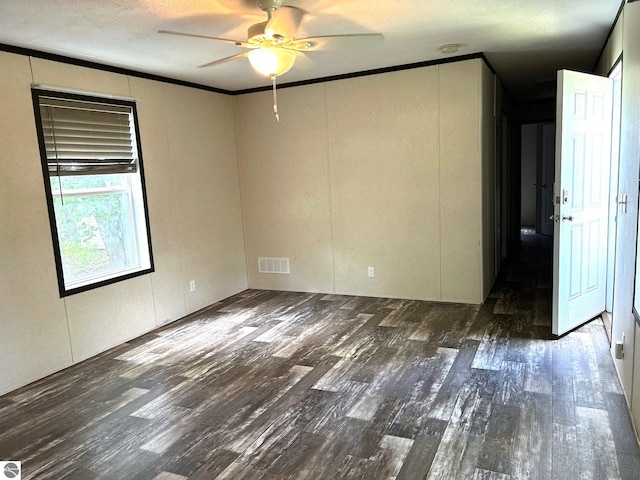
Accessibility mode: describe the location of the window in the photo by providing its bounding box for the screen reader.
[32,89,153,297]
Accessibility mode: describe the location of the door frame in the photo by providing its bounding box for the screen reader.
[606,60,623,317]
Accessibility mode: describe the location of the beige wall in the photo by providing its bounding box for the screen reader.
[0,53,247,394]
[235,83,335,294]
[596,9,623,76]
[329,68,440,300]
[611,1,638,404]
[593,1,640,435]
[481,63,497,299]
[0,53,72,393]
[236,58,496,304]
[0,52,497,395]
[615,2,640,429]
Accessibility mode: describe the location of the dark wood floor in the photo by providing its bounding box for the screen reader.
[2,232,640,479]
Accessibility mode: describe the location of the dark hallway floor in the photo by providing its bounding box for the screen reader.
[1,231,639,479]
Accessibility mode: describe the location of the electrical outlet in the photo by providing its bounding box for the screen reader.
[189,280,196,292]
[615,333,626,359]
[368,267,375,278]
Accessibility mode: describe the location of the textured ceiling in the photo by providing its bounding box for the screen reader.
[0,0,622,101]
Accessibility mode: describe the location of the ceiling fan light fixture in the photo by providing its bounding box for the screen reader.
[248,47,296,77]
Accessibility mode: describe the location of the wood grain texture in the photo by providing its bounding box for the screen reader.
[0,231,638,479]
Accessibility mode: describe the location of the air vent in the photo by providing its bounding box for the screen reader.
[258,257,290,274]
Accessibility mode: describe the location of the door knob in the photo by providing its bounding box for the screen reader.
[562,215,574,222]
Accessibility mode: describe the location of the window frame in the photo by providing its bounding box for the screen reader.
[32,88,154,297]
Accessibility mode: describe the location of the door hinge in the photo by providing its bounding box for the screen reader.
[618,193,628,214]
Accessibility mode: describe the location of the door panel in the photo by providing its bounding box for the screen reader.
[586,219,600,290]
[552,69,613,336]
[568,225,582,298]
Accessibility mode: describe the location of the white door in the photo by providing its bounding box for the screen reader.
[552,70,613,336]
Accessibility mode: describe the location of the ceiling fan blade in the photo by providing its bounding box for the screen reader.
[291,33,384,51]
[227,0,258,8]
[198,52,248,68]
[266,6,304,40]
[158,29,251,48]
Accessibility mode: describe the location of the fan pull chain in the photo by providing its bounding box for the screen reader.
[272,75,280,122]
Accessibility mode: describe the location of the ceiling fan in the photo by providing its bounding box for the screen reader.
[159,0,383,120]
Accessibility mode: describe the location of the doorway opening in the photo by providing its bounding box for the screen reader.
[552,67,623,336]
[520,124,538,231]
[604,60,623,342]
[519,120,556,237]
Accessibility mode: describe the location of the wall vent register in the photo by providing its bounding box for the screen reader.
[258,257,290,274]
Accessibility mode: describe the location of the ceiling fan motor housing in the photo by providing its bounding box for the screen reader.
[248,21,271,44]
[257,0,283,14]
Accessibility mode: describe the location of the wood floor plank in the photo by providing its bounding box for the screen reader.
[164,444,239,478]
[477,403,519,473]
[472,468,511,480]
[383,346,457,433]
[511,392,552,480]
[428,341,480,421]
[334,435,413,480]
[590,321,624,395]
[476,436,512,475]
[470,309,510,371]
[426,368,492,479]
[493,360,525,406]
[575,404,622,479]
[305,381,369,434]
[605,392,640,463]
[350,395,405,457]
[493,285,519,315]
[551,335,576,426]
[616,452,640,480]
[396,433,442,480]
[571,331,607,409]
[296,416,368,479]
[426,433,484,480]
[522,339,552,395]
[551,423,580,480]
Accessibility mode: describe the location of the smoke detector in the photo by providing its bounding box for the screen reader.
[439,44,459,55]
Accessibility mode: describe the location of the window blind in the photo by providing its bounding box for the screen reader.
[37,96,138,176]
